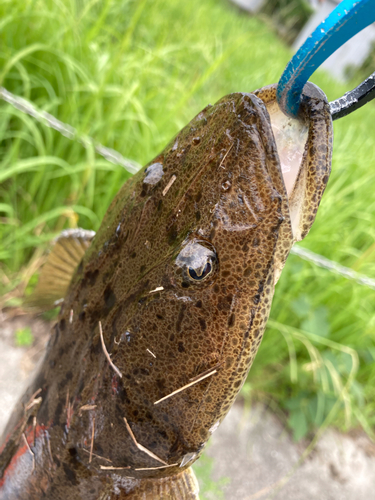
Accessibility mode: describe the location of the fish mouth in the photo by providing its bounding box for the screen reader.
[255,82,332,248]
[262,96,311,244]
[266,100,309,201]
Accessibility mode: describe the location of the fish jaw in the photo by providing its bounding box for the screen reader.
[254,83,333,247]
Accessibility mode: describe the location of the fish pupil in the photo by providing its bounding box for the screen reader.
[188,261,212,281]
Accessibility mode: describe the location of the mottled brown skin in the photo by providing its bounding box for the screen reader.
[0,85,332,499]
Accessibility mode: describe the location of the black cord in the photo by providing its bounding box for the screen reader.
[330,71,375,121]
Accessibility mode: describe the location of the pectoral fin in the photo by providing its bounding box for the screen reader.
[27,228,95,309]
[111,467,199,500]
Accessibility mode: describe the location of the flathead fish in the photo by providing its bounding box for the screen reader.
[0,82,332,499]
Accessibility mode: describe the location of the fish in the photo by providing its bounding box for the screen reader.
[0,82,332,499]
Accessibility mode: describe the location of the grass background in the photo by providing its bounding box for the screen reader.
[0,0,375,497]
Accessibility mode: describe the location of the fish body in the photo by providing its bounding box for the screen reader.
[0,83,332,499]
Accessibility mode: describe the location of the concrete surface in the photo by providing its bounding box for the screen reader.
[205,404,375,499]
[1,313,375,499]
[0,312,50,434]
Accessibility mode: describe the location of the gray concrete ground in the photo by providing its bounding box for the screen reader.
[1,313,375,499]
[0,312,50,433]
[205,404,375,499]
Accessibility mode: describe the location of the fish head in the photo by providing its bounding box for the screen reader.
[65,85,332,477]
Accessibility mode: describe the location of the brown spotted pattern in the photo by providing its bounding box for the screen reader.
[0,86,332,500]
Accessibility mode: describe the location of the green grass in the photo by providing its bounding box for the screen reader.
[1,0,375,494]
[15,326,34,346]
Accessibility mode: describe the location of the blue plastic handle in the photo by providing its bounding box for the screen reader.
[277,0,375,118]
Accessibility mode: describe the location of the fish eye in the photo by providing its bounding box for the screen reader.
[187,261,212,281]
[175,239,217,285]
